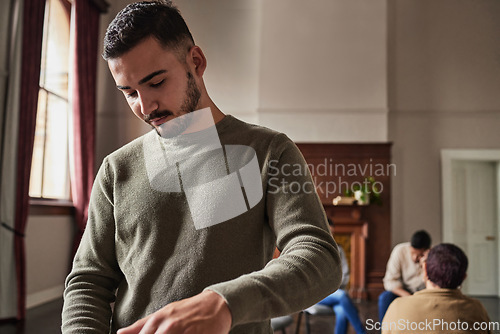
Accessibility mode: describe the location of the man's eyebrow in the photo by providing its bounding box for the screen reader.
[138,69,167,85]
[116,69,167,90]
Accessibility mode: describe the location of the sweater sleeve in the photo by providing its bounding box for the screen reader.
[62,158,123,333]
[383,244,404,292]
[206,134,342,327]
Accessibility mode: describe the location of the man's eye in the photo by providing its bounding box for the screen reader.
[126,91,137,98]
[151,79,164,88]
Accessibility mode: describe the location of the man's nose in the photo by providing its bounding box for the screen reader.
[138,93,159,116]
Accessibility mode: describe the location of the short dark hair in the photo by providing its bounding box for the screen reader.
[410,230,431,249]
[425,243,468,289]
[103,0,195,61]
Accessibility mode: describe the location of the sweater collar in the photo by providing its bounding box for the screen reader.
[414,288,465,298]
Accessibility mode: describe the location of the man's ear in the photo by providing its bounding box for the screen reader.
[187,45,207,77]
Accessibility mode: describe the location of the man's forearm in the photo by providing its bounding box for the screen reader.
[206,232,342,326]
[391,287,411,297]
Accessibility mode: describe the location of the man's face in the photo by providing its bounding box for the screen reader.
[108,37,201,134]
[410,247,429,264]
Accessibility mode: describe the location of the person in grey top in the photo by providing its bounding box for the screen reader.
[61,1,341,333]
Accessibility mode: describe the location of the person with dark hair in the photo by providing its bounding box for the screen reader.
[378,230,431,321]
[313,219,366,334]
[382,243,491,334]
[61,1,342,334]
[410,230,432,250]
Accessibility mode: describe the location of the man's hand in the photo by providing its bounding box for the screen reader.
[117,290,232,334]
[420,249,430,266]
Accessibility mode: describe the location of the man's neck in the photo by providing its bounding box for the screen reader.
[206,100,225,124]
[425,280,441,290]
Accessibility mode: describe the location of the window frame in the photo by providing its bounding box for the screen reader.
[29,197,75,216]
[29,0,74,214]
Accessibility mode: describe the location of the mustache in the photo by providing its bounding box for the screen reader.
[144,110,174,123]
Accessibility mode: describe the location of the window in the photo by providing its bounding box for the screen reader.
[29,0,71,200]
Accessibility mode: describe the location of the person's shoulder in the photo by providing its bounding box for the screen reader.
[392,242,411,254]
[219,115,295,151]
[459,292,489,308]
[221,115,284,139]
[395,242,411,249]
[443,290,491,321]
[466,297,491,319]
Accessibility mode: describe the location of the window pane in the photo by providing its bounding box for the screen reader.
[29,89,48,198]
[41,0,70,98]
[41,93,70,199]
[30,0,71,200]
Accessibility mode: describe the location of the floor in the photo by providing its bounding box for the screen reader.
[0,296,498,334]
[0,299,63,334]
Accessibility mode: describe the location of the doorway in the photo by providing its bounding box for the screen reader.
[442,149,500,296]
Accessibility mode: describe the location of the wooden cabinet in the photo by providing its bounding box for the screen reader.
[331,210,368,300]
[297,143,392,300]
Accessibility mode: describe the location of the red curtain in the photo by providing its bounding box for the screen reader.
[70,0,100,257]
[14,0,105,320]
[14,0,46,320]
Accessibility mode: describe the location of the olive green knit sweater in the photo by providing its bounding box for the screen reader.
[62,115,341,333]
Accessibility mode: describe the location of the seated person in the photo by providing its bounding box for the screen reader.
[382,243,491,334]
[316,219,366,334]
[378,230,431,321]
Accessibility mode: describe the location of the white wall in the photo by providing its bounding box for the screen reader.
[388,0,500,245]
[25,215,73,308]
[258,0,388,142]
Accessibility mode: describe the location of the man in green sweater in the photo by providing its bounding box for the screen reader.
[61,1,342,333]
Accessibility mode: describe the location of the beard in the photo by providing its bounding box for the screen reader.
[148,71,202,138]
